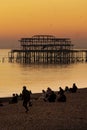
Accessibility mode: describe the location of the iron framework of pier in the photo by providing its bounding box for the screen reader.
[8,35,87,64]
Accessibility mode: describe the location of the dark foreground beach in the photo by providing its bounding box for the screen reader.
[0,88,87,130]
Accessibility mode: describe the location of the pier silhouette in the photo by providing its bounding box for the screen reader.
[8,35,87,64]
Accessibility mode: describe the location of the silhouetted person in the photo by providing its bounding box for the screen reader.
[22,86,31,112]
[9,93,18,104]
[46,87,52,99]
[58,87,64,95]
[48,91,56,102]
[70,83,78,93]
[41,89,47,101]
[57,93,66,102]
[65,86,69,92]
[57,87,66,102]
[12,93,18,103]
[72,83,77,92]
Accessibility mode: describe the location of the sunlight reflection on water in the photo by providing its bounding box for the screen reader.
[0,49,87,97]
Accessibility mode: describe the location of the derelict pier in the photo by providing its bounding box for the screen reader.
[8,35,87,64]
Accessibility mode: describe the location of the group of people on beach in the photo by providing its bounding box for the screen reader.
[41,83,77,103]
[21,83,77,112]
[9,86,32,112]
[41,86,66,103]
[0,83,78,113]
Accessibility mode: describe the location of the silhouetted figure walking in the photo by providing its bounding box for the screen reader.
[22,86,31,112]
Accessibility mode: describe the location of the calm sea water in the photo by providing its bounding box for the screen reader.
[0,49,87,97]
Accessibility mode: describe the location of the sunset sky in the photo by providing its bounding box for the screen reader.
[0,0,87,49]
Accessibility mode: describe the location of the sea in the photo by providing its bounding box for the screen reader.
[0,49,87,97]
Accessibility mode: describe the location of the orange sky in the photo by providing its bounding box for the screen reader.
[0,0,87,48]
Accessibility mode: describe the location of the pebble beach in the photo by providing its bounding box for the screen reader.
[0,88,87,130]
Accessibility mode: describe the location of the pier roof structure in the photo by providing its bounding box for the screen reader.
[19,35,73,51]
[19,35,71,44]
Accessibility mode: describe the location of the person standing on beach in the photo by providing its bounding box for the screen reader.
[22,86,31,112]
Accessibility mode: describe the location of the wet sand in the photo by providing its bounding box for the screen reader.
[0,88,87,130]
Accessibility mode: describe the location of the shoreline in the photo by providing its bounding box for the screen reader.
[0,92,42,103]
[0,87,87,103]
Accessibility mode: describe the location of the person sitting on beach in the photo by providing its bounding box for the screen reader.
[45,87,56,102]
[39,89,47,101]
[57,87,66,102]
[48,90,56,102]
[72,83,78,92]
[46,87,52,98]
[57,92,66,102]
[12,93,18,103]
[65,86,69,92]
[9,93,18,104]
[45,87,51,100]
[58,87,64,95]
[22,86,31,112]
[70,83,78,93]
